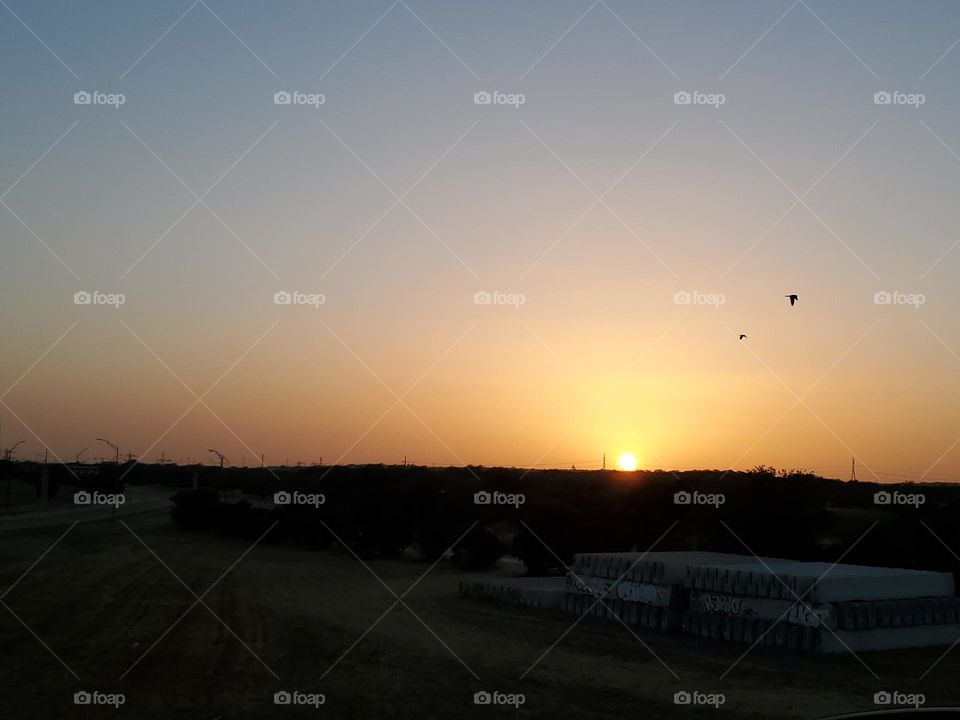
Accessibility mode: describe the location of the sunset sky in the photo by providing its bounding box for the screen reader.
[3,1,960,480]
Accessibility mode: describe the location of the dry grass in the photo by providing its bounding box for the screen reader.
[0,511,957,719]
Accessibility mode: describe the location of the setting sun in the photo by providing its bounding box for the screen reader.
[618,453,638,471]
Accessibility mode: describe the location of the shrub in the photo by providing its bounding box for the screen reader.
[452,526,505,570]
[170,488,219,531]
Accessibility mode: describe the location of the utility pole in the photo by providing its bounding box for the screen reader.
[850,457,858,482]
[602,453,606,470]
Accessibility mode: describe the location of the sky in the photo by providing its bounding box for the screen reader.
[2,1,960,481]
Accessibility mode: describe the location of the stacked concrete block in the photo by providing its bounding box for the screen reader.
[682,559,958,653]
[574,551,752,587]
[563,572,680,608]
[458,553,959,653]
[561,552,747,631]
[834,596,960,630]
[560,591,678,630]
[688,559,955,603]
[683,594,829,652]
[459,576,565,610]
[689,591,835,628]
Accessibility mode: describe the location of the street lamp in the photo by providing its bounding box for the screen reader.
[208,449,229,500]
[97,438,120,464]
[208,449,228,468]
[4,440,25,507]
[4,440,25,461]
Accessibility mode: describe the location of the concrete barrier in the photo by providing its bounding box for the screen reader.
[574,551,759,585]
[459,576,565,610]
[688,559,954,602]
[564,574,680,607]
[560,591,683,630]
[689,591,836,629]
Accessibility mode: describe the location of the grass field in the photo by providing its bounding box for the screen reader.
[0,510,957,719]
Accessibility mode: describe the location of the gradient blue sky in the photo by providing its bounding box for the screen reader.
[2,1,960,479]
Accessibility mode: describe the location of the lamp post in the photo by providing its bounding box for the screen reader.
[208,449,228,500]
[5,440,25,507]
[97,438,120,464]
[208,449,228,468]
[4,439,25,461]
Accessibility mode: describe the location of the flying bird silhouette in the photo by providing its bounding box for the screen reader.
[785,294,798,307]
[739,334,747,340]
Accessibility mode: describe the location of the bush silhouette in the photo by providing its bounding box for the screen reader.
[452,526,505,570]
[171,488,219,530]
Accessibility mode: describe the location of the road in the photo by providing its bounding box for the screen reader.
[0,485,173,531]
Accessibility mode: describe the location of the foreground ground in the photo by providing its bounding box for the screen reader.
[0,511,956,719]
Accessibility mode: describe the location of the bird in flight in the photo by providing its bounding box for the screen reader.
[785,294,798,307]
[739,334,747,341]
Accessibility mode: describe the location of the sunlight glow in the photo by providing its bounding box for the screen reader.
[618,452,638,471]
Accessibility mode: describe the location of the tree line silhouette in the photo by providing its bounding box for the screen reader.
[3,460,959,580]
